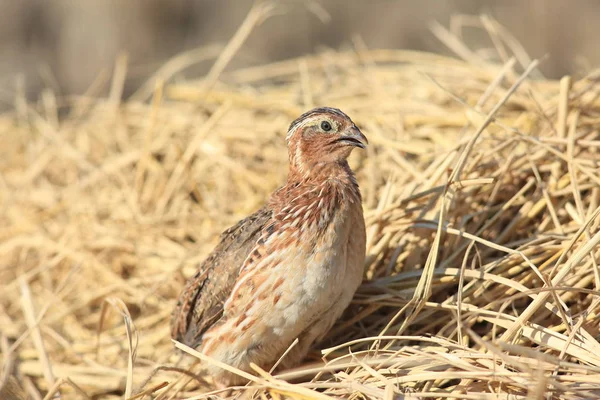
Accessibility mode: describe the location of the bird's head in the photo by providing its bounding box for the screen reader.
[286,107,368,175]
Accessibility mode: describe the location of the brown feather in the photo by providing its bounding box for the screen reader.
[170,206,272,346]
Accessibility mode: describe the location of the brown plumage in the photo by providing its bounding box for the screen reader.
[171,107,368,386]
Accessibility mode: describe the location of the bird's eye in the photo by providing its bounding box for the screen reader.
[320,121,332,131]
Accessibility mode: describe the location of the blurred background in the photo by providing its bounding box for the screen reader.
[1,0,598,108]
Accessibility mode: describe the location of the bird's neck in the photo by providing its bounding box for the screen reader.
[283,160,362,206]
[287,160,355,186]
[265,159,361,223]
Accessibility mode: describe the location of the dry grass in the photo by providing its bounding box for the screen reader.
[2,12,600,400]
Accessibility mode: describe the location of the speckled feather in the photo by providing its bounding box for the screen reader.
[171,207,272,346]
[171,107,367,386]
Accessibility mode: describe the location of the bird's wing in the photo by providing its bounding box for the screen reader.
[170,206,273,347]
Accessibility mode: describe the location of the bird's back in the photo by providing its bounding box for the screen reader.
[170,206,272,347]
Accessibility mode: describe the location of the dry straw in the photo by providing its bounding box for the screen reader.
[1,8,600,400]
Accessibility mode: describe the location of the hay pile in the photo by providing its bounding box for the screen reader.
[2,32,600,400]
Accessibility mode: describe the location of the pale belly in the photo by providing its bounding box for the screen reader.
[264,204,365,352]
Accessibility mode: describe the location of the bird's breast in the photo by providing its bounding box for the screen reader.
[274,193,362,326]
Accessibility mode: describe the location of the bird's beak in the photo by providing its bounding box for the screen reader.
[337,125,368,149]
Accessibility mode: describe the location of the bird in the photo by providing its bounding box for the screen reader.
[171,107,368,387]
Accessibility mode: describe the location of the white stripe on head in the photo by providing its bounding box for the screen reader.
[286,107,350,143]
